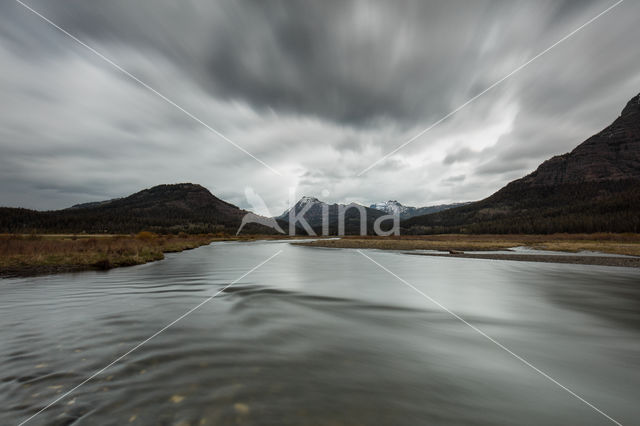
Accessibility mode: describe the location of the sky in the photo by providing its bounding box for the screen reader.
[1,0,639,215]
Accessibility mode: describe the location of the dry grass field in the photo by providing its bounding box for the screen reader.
[293,234,640,256]
[0,232,227,277]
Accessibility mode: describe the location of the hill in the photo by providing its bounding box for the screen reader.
[0,183,256,234]
[403,93,640,234]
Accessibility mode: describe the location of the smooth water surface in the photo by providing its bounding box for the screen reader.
[1,241,639,425]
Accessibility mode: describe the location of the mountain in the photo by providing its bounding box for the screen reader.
[403,92,640,234]
[279,196,389,235]
[370,200,471,219]
[0,183,263,234]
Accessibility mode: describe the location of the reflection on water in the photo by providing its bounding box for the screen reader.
[1,241,639,425]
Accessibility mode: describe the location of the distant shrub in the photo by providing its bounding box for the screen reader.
[136,231,156,240]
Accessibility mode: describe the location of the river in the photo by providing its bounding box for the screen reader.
[1,240,639,425]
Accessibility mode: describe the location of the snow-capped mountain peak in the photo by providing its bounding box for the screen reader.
[278,196,324,218]
[369,200,408,216]
[370,200,471,219]
[298,196,321,205]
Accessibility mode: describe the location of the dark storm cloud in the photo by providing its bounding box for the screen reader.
[19,0,425,124]
[12,0,608,126]
[1,0,639,211]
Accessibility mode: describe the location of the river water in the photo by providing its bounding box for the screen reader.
[1,240,639,425]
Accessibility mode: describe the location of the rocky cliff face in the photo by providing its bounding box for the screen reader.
[518,93,640,187]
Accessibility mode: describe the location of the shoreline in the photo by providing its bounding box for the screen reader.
[0,235,213,278]
[404,252,640,268]
[293,235,640,268]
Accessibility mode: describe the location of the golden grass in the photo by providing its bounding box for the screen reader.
[294,234,640,256]
[0,233,225,276]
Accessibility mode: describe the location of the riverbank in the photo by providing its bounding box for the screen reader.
[5,234,640,276]
[0,233,286,277]
[404,252,640,268]
[293,234,640,268]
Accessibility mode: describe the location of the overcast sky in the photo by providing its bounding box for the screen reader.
[1,0,639,214]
